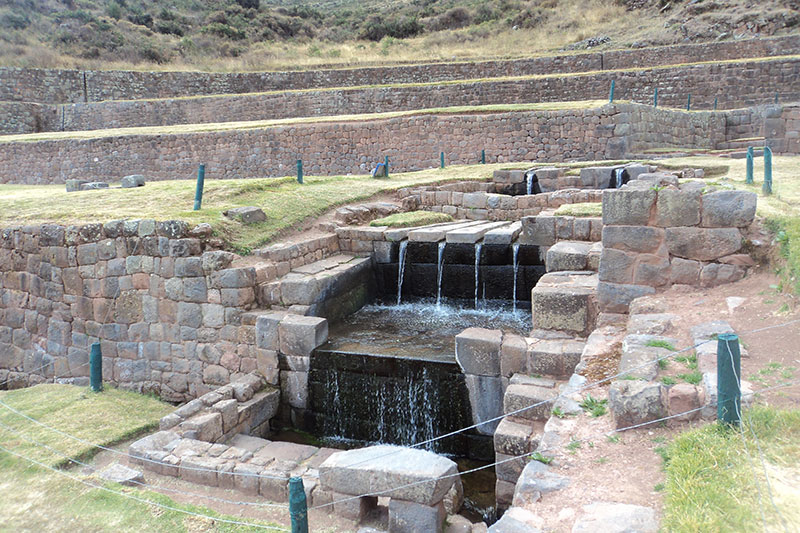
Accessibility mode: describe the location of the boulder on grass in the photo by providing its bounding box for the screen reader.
[223,206,267,224]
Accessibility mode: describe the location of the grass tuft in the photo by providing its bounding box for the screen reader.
[553,202,602,217]
[370,210,452,227]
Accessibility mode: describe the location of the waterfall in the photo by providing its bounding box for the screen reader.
[396,240,408,305]
[436,241,446,308]
[474,242,483,309]
[526,171,535,195]
[614,167,625,189]
[512,243,520,313]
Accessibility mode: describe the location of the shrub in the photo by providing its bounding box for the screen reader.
[202,22,246,40]
[235,0,259,8]
[1,10,30,30]
[359,14,423,41]
[106,1,123,20]
[425,7,472,32]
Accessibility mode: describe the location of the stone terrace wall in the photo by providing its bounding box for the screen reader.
[2,35,798,105]
[765,103,800,153]
[0,102,59,135]
[7,56,800,135]
[0,107,629,185]
[0,220,278,401]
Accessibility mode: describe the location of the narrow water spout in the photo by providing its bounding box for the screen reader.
[474,242,483,309]
[436,241,446,308]
[526,171,534,195]
[512,243,520,312]
[614,167,625,189]
[396,240,408,305]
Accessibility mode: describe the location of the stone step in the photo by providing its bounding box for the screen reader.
[531,272,598,337]
[445,221,511,244]
[503,383,559,422]
[483,221,522,245]
[406,220,485,242]
[527,338,587,378]
[545,241,602,273]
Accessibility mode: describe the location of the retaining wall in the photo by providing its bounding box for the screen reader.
[5,56,800,135]
[2,35,798,105]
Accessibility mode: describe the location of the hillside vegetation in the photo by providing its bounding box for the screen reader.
[0,0,798,71]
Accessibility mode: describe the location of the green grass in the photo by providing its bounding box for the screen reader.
[553,202,602,217]
[662,406,800,532]
[661,376,678,386]
[529,451,553,465]
[0,384,284,532]
[646,339,677,351]
[677,371,703,385]
[370,210,452,228]
[579,394,608,417]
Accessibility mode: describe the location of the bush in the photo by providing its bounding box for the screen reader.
[425,7,472,32]
[0,10,30,30]
[235,0,259,8]
[127,8,153,28]
[106,1,123,20]
[359,14,423,41]
[202,22,246,40]
[156,20,184,36]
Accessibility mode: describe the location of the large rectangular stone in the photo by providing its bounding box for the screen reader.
[278,315,328,357]
[532,273,598,336]
[256,311,287,351]
[503,384,558,421]
[445,222,509,244]
[455,327,503,376]
[520,216,556,246]
[602,188,656,226]
[388,500,446,533]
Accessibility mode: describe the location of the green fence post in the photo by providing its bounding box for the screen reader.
[686,93,691,111]
[297,159,303,184]
[193,164,205,211]
[714,97,718,110]
[745,146,754,185]
[481,149,485,164]
[717,334,741,425]
[775,92,779,104]
[653,87,658,108]
[609,80,615,103]
[289,477,309,533]
[384,156,389,178]
[763,146,773,195]
[440,151,445,169]
[90,342,103,392]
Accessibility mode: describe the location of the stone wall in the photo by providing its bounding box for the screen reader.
[0,107,629,185]
[0,102,59,135]
[2,35,797,105]
[5,55,800,135]
[597,178,757,313]
[0,220,275,401]
[765,103,800,153]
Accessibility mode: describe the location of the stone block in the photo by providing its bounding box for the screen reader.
[98,463,145,486]
[602,226,665,254]
[494,452,528,483]
[669,257,701,285]
[488,507,544,533]
[121,174,146,188]
[179,412,223,443]
[319,445,457,505]
[224,206,267,224]
[527,339,585,378]
[280,370,308,409]
[493,417,535,456]
[256,312,287,351]
[500,334,527,378]
[278,315,328,357]
[531,273,597,336]
[520,216,556,246]
[666,227,742,261]
[332,493,377,521]
[80,181,109,191]
[545,241,590,272]
[465,374,504,435]
[700,190,757,228]
[512,460,569,507]
[608,380,666,429]
[602,188,656,226]
[666,383,703,421]
[389,500,446,533]
[503,384,557,421]
[655,188,701,227]
[572,502,658,533]
[455,328,503,376]
[597,281,655,314]
[66,179,89,192]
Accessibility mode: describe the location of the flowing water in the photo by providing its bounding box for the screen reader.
[526,170,535,195]
[512,243,520,313]
[436,241,446,308]
[474,243,483,309]
[614,167,625,188]
[396,240,409,305]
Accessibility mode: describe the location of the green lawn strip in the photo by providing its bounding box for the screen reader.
[553,202,602,217]
[662,406,800,532]
[0,384,172,467]
[370,211,453,227]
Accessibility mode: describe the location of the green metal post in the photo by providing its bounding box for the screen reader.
[745,146,754,185]
[717,334,741,425]
[763,146,773,196]
[481,149,485,164]
[297,159,303,184]
[440,152,445,169]
[653,87,658,108]
[193,164,205,211]
[714,97,718,110]
[384,156,389,178]
[775,92,779,104]
[90,342,103,392]
[609,80,615,103]
[288,477,309,533]
[686,93,691,111]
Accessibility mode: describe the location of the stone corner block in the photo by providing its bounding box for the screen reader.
[455,328,503,376]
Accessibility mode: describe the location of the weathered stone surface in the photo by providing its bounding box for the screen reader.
[255,312,286,351]
[121,174,146,188]
[503,384,557,421]
[572,502,658,533]
[527,339,585,378]
[598,248,635,284]
[98,463,145,486]
[500,334,527,378]
[608,381,665,429]
[619,335,676,381]
[80,181,110,190]
[319,445,457,505]
[280,370,308,409]
[465,374,504,435]
[389,500,446,533]
[532,273,597,336]
[602,226,665,254]
[488,507,544,533]
[666,227,742,261]
[701,190,757,228]
[655,188,701,227]
[667,383,703,421]
[520,216,556,246]
[598,281,655,314]
[512,461,570,507]
[455,328,503,377]
[626,313,676,335]
[279,315,328,357]
[494,418,535,456]
[669,257,701,285]
[202,250,236,272]
[223,206,267,224]
[602,188,656,226]
[546,241,590,272]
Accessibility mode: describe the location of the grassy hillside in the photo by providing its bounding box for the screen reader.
[0,0,798,72]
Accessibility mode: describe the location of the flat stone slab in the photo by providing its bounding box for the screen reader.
[254,441,319,464]
[224,206,267,224]
[483,221,523,245]
[319,445,458,505]
[228,434,270,453]
[98,463,145,486]
[572,502,658,533]
[446,222,510,244]
[80,181,109,190]
[406,221,483,242]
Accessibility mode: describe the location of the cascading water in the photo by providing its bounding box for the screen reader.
[436,241,446,308]
[526,171,535,195]
[614,167,625,189]
[474,242,483,309]
[512,243,520,313]
[396,240,408,305]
